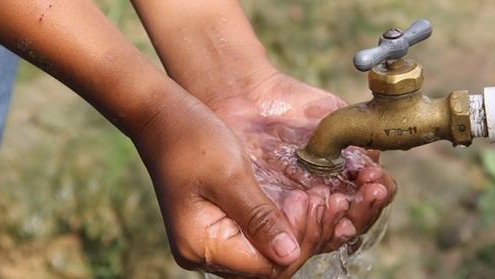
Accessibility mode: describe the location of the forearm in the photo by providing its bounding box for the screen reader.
[0,0,190,138]
[131,0,278,103]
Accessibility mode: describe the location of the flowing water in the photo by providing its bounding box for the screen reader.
[205,142,389,279]
[205,216,388,279]
[257,143,388,279]
[292,206,390,279]
[204,107,387,278]
[251,139,376,204]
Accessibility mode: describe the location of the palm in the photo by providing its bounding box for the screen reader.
[210,74,393,271]
[160,74,397,278]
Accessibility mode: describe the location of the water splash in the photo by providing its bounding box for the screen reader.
[253,140,374,196]
[246,131,387,278]
[204,112,386,278]
[293,206,390,279]
[204,143,388,279]
[204,209,389,279]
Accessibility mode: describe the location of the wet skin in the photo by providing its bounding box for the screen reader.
[132,0,398,277]
[0,0,301,276]
[0,1,397,278]
[206,74,397,278]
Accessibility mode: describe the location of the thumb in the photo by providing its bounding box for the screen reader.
[202,167,301,266]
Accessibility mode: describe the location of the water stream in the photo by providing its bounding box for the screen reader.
[204,107,388,278]
[205,141,389,278]
[292,206,389,279]
[205,207,389,279]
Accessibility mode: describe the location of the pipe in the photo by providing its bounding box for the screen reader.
[297,89,493,175]
[470,87,495,141]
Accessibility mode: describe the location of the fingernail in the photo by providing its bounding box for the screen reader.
[337,218,357,241]
[333,211,346,225]
[316,205,325,224]
[373,184,388,201]
[333,194,350,211]
[363,166,383,183]
[271,232,299,258]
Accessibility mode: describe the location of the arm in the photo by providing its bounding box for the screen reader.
[0,0,180,137]
[0,1,302,277]
[131,0,277,105]
[133,0,397,276]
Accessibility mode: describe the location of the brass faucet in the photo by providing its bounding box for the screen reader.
[297,19,494,175]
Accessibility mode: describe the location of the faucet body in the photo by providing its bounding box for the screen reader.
[297,20,493,175]
[297,89,471,174]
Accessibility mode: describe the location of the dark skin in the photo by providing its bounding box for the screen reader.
[0,0,397,278]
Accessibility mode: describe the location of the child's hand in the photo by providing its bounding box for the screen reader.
[133,97,308,278]
[131,0,396,275]
[0,0,396,277]
[208,72,397,277]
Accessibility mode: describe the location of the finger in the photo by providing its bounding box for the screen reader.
[203,167,301,266]
[346,183,388,234]
[165,199,274,277]
[203,215,276,278]
[380,171,398,205]
[304,193,326,251]
[282,190,309,242]
[322,218,357,252]
[366,149,380,162]
[306,186,347,250]
[277,193,325,278]
[342,146,375,178]
[318,193,349,252]
[356,166,397,205]
[355,165,383,187]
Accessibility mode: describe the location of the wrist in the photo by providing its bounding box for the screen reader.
[165,22,280,106]
[131,83,225,167]
[133,0,281,106]
[184,45,281,107]
[124,77,198,146]
[102,72,177,140]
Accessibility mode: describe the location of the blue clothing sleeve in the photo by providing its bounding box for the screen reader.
[0,45,20,146]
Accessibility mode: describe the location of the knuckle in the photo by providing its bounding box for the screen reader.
[170,240,203,271]
[203,165,248,199]
[220,165,247,185]
[246,203,281,238]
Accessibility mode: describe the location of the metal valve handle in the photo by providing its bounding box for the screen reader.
[353,19,432,72]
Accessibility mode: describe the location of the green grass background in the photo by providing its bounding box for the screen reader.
[1,0,495,278]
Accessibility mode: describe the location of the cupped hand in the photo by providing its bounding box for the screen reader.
[133,73,396,278]
[133,93,313,278]
[207,72,397,277]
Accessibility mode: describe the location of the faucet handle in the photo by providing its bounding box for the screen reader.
[353,19,432,72]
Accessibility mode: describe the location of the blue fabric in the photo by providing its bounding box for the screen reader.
[0,45,19,146]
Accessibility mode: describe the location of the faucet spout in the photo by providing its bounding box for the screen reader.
[297,20,495,176]
[297,90,475,175]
